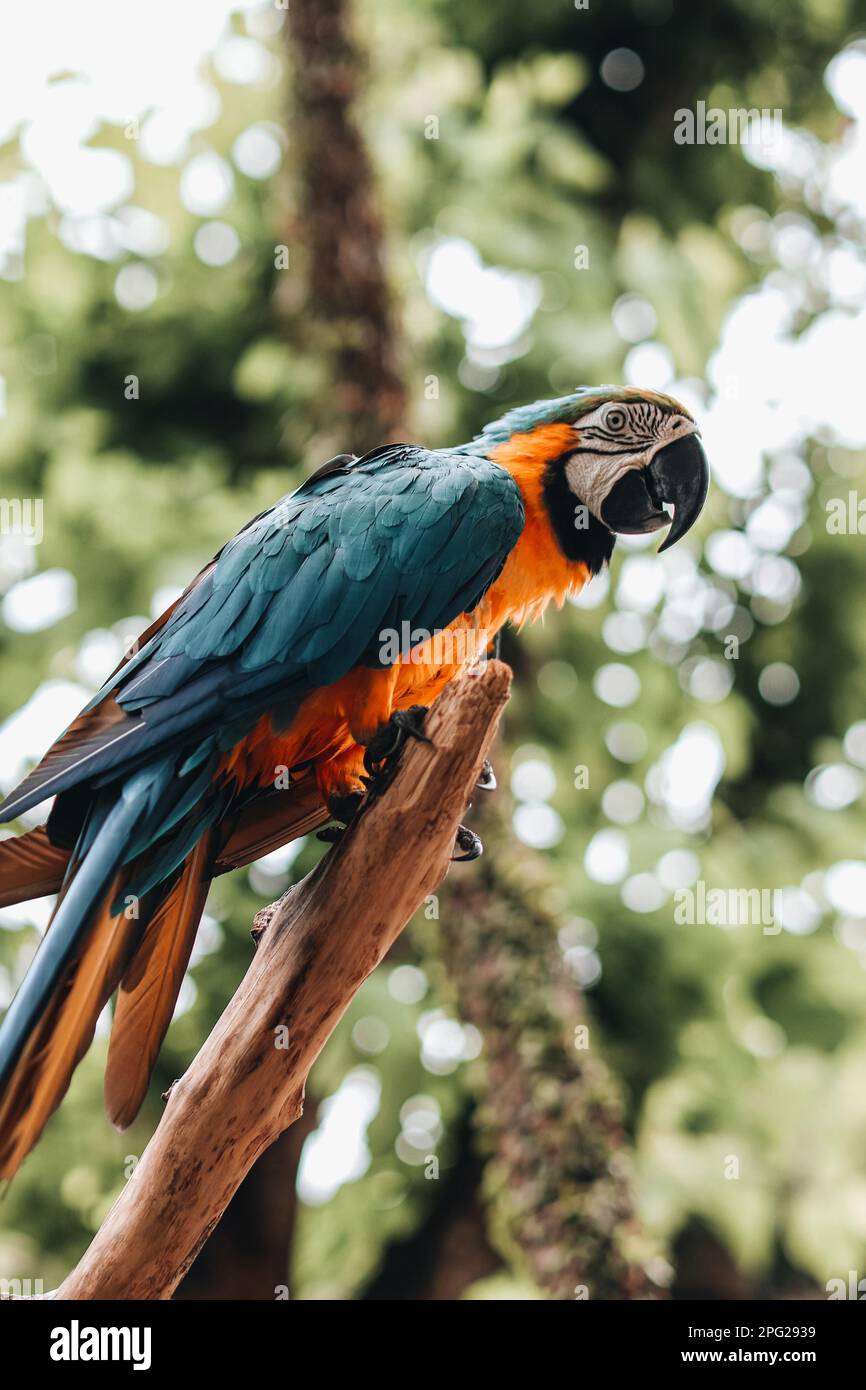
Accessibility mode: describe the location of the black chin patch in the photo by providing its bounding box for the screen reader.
[542,454,615,575]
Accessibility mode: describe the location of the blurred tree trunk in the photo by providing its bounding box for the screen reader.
[365,809,665,1301]
[285,0,407,453]
[435,821,664,1301]
[361,1110,503,1300]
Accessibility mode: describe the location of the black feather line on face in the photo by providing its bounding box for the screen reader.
[541,451,615,575]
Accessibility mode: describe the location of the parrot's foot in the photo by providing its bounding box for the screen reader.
[316,788,366,845]
[316,824,344,844]
[452,824,483,862]
[476,758,497,792]
[362,705,430,787]
[326,789,366,825]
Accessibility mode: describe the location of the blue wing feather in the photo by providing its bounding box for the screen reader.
[0,445,523,822]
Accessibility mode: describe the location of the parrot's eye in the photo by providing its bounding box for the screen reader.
[602,406,628,433]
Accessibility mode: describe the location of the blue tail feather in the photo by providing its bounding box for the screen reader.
[0,790,142,1090]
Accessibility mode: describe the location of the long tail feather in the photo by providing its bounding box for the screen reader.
[0,792,144,1179]
[104,780,330,1126]
[104,833,215,1130]
[0,877,140,1179]
[214,773,328,874]
[0,826,69,908]
[0,794,141,1086]
[0,764,329,1175]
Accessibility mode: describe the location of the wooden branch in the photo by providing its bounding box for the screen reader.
[57,662,511,1300]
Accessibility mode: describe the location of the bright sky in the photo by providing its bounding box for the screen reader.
[0,0,271,141]
[0,0,280,271]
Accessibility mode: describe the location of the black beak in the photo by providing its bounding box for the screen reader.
[600,433,709,553]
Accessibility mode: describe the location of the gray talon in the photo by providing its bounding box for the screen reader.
[452,824,483,862]
[476,758,497,791]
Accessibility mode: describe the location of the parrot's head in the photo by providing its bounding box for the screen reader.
[478,386,710,573]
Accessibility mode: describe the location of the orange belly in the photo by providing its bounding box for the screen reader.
[218,617,488,806]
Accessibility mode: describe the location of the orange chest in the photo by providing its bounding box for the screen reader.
[485,424,591,627]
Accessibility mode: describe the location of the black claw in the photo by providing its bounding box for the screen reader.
[327,790,365,824]
[360,760,393,797]
[476,758,497,792]
[316,824,345,844]
[317,788,366,845]
[363,705,430,782]
[403,703,431,730]
[452,824,483,862]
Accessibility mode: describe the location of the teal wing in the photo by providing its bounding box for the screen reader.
[0,445,524,821]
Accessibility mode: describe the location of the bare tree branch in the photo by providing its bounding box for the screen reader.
[56,663,510,1300]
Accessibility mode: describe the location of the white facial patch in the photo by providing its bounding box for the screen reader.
[563,407,698,520]
[564,450,642,520]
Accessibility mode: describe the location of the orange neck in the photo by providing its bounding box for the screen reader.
[483,424,591,630]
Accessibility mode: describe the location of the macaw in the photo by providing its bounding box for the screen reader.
[0,385,708,1177]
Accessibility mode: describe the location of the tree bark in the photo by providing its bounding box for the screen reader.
[176,1103,318,1300]
[285,0,407,453]
[57,663,510,1300]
